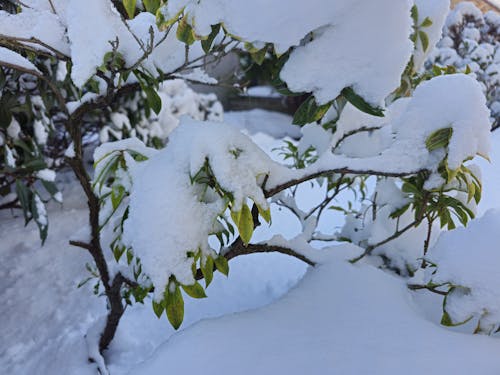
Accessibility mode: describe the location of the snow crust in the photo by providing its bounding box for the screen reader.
[131,244,500,374]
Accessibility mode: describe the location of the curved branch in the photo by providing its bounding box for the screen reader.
[0,34,69,60]
[349,219,419,263]
[223,238,316,266]
[265,168,425,198]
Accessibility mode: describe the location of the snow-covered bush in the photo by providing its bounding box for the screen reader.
[427,2,500,128]
[99,79,223,146]
[0,0,495,370]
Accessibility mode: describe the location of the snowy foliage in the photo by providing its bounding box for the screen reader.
[1,1,499,369]
[99,79,223,145]
[427,1,500,128]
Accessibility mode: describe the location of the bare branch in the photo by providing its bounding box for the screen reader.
[0,34,69,60]
[265,168,426,198]
[223,238,316,266]
[349,219,419,263]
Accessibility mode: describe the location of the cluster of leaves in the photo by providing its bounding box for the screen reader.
[0,64,67,242]
[392,5,435,99]
[390,127,481,244]
[92,145,271,329]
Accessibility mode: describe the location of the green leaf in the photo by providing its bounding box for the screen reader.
[292,96,332,126]
[201,256,214,287]
[421,17,433,28]
[473,183,481,204]
[238,203,254,245]
[111,185,125,210]
[441,310,473,327]
[15,180,32,224]
[201,24,221,53]
[165,284,184,329]
[143,0,160,14]
[419,30,430,52]
[231,209,241,226]
[152,300,164,318]
[257,204,271,224]
[250,46,268,65]
[411,5,419,24]
[143,86,162,115]
[389,203,410,219]
[425,128,452,152]
[401,182,420,195]
[440,311,453,326]
[182,281,207,299]
[341,87,384,117]
[214,255,229,276]
[467,181,475,203]
[23,159,46,171]
[122,0,136,19]
[176,17,196,45]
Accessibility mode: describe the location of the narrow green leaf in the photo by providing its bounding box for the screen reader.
[474,183,481,204]
[182,281,207,299]
[421,17,433,28]
[152,300,164,318]
[201,24,221,53]
[250,46,268,65]
[122,0,136,19]
[467,181,475,203]
[166,284,184,329]
[419,30,430,52]
[257,204,271,224]
[143,86,162,115]
[214,255,229,276]
[15,180,32,224]
[341,87,384,117]
[441,311,453,326]
[292,96,332,126]
[176,17,196,45]
[389,203,411,219]
[441,310,473,327]
[238,203,254,245]
[425,128,452,152]
[201,256,214,287]
[411,5,419,24]
[143,0,160,14]
[231,209,241,226]
[401,182,420,195]
[111,185,125,210]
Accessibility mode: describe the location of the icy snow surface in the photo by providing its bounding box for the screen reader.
[131,244,500,375]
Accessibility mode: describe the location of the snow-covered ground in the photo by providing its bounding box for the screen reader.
[2,110,500,374]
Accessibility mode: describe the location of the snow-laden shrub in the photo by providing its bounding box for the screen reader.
[99,79,223,146]
[1,0,496,367]
[427,2,500,128]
